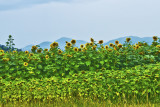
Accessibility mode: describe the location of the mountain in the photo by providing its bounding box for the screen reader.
[20,36,159,52]
[21,37,88,52]
[21,44,35,52]
[103,36,156,46]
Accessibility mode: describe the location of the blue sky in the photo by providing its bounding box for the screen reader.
[0,0,160,49]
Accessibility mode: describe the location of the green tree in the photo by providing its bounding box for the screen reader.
[6,35,15,53]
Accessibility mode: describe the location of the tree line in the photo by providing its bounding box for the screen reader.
[0,35,23,53]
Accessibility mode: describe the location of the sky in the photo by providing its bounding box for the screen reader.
[0,0,160,49]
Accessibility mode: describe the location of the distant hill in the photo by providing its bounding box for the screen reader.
[20,36,159,52]
[103,36,157,46]
[21,37,88,52]
[0,44,22,52]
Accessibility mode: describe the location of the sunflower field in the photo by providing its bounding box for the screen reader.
[0,36,160,107]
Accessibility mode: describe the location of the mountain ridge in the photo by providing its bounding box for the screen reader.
[21,36,160,52]
[1,36,159,52]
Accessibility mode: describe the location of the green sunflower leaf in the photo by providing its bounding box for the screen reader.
[100,61,104,65]
[38,65,43,69]
[86,60,91,66]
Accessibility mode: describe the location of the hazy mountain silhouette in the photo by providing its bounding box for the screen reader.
[20,36,159,52]
[21,37,87,52]
[103,36,157,46]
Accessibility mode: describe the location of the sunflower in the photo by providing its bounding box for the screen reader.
[32,45,38,50]
[101,46,104,49]
[67,55,72,58]
[156,45,160,48]
[143,42,148,46]
[24,62,28,66]
[153,36,158,41]
[85,43,90,47]
[98,40,103,44]
[0,53,5,56]
[90,38,94,43]
[126,38,131,42]
[117,44,123,48]
[107,48,112,52]
[71,39,76,45]
[66,42,72,48]
[0,50,4,53]
[51,53,55,56]
[105,45,109,49]
[44,49,48,52]
[45,55,49,59]
[2,58,9,62]
[37,49,42,53]
[65,46,71,50]
[89,42,94,46]
[29,53,34,57]
[115,40,119,45]
[13,51,17,53]
[92,45,97,50]
[139,51,144,55]
[109,43,114,47]
[80,44,84,48]
[50,41,58,48]
[114,47,117,51]
[78,48,81,52]
[25,51,29,54]
[58,49,63,54]
[73,47,79,52]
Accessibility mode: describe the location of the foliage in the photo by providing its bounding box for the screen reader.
[0,36,160,106]
[0,35,22,53]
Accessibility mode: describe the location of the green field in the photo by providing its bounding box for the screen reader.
[0,36,160,107]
